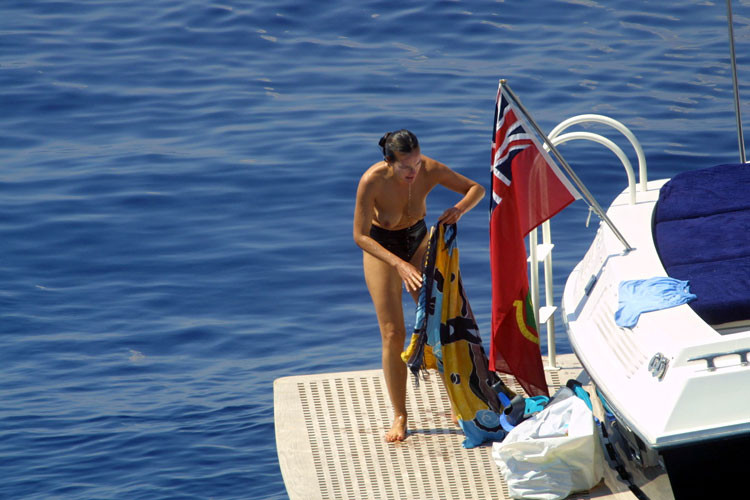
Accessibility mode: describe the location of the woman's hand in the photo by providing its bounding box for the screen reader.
[395,260,423,292]
[437,206,464,225]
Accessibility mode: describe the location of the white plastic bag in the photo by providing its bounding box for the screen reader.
[491,396,604,500]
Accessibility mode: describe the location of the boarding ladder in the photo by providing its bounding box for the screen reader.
[531,114,647,369]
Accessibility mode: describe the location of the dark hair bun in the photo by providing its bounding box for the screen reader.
[378,129,418,161]
[378,132,392,155]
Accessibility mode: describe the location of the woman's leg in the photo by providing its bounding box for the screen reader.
[363,252,410,442]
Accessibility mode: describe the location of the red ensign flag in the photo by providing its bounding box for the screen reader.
[489,82,579,397]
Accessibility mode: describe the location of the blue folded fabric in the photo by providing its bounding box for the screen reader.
[615,277,697,328]
[499,395,550,432]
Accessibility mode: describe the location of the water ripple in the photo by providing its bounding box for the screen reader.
[2,0,750,498]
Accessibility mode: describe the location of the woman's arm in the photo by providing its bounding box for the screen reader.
[431,159,486,224]
[353,174,398,266]
[353,173,423,292]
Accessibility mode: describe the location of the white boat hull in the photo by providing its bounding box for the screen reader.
[562,180,750,499]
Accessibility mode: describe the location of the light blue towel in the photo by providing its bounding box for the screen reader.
[615,277,697,328]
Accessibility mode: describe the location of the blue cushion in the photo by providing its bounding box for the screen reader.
[654,211,750,267]
[654,163,750,325]
[664,257,750,325]
[654,163,750,223]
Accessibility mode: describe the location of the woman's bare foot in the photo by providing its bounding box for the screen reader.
[385,414,407,442]
[451,410,459,427]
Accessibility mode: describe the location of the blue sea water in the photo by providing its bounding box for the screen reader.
[1,1,748,498]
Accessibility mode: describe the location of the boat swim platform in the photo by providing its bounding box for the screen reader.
[274,353,637,500]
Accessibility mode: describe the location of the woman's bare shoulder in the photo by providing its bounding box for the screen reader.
[420,154,450,176]
[357,162,390,200]
[360,161,390,184]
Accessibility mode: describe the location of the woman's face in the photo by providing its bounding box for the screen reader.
[391,149,422,184]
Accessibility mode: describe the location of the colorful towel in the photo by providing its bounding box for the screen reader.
[402,223,515,448]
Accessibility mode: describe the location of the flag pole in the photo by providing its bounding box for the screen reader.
[726,0,746,164]
[500,80,633,252]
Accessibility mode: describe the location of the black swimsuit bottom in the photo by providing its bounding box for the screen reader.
[370,219,427,262]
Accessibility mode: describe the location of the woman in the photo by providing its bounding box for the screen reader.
[353,129,485,442]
